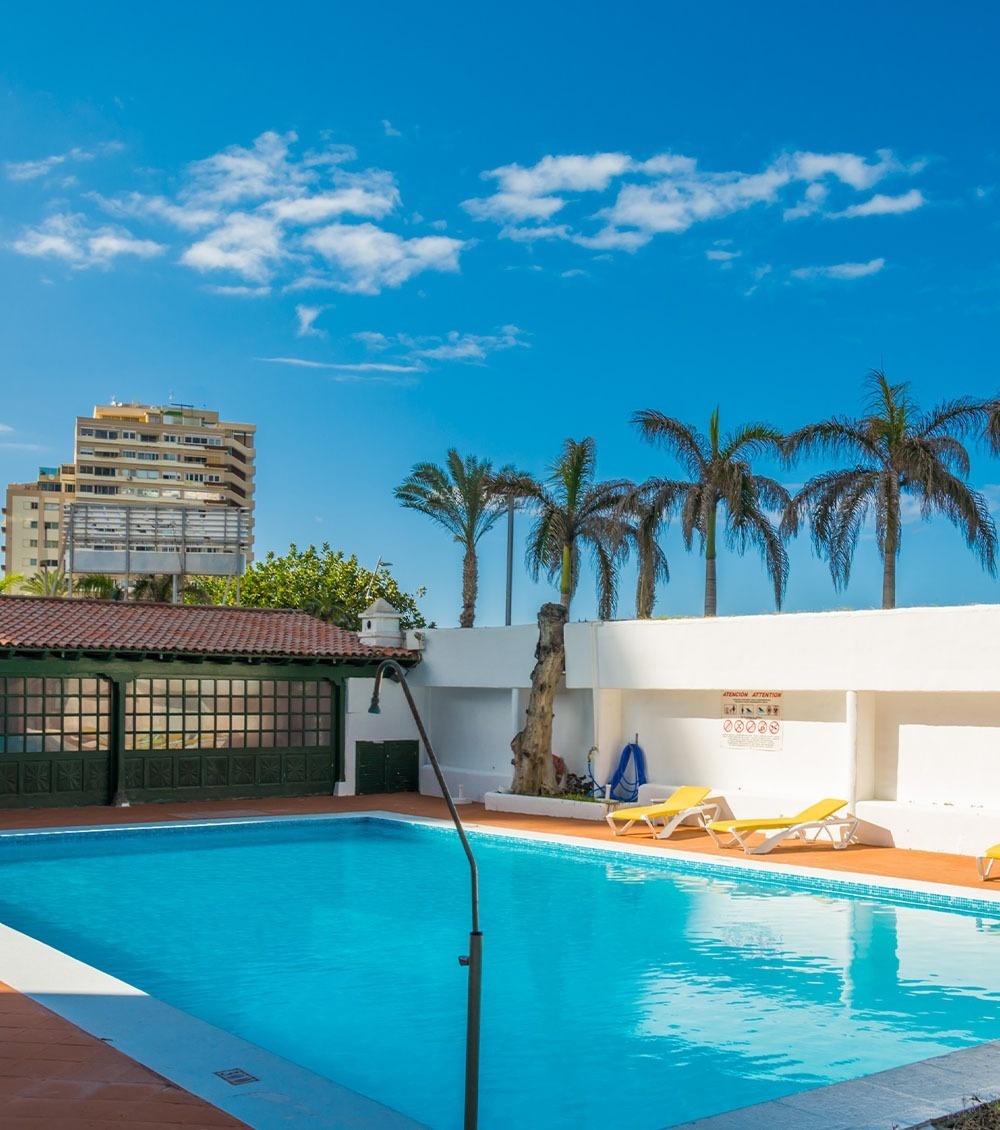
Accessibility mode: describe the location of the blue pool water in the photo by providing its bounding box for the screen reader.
[1,817,999,1129]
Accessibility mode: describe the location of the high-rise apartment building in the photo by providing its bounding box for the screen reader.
[3,403,256,580]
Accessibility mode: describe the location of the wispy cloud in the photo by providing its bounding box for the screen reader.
[256,356,422,372]
[10,213,164,268]
[463,146,926,253]
[382,120,401,137]
[791,258,886,281]
[398,324,529,362]
[13,131,468,296]
[295,304,326,337]
[829,189,926,219]
[5,142,123,183]
[202,284,271,297]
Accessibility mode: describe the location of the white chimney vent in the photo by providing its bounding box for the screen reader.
[359,598,404,647]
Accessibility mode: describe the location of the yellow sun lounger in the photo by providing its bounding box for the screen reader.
[606,786,717,840]
[977,844,1000,880]
[706,798,858,855]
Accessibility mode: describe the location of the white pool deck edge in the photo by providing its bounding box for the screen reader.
[2,810,1000,1129]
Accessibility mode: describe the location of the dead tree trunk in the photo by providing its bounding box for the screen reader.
[510,601,567,795]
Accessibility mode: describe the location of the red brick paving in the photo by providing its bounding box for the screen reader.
[0,793,996,1127]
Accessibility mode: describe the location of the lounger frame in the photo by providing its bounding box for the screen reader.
[707,814,860,855]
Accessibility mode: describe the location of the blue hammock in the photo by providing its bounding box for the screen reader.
[607,741,647,803]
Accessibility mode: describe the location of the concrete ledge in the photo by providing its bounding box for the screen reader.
[419,764,510,803]
[856,800,1000,854]
[484,791,611,820]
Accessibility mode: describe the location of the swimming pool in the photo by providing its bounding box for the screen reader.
[1,815,999,1129]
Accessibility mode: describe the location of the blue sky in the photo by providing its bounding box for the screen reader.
[2,1,999,626]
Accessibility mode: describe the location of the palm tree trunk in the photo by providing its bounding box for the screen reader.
[881,535,898,609]
[460,543,478,628]
[882,481,900,610]
[704,500,718,617]
[559,544,572,610]
[510,602,566,795]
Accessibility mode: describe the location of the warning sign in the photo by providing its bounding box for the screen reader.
[721,690,783,750]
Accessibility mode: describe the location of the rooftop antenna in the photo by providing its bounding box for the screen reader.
[364,556,393,602]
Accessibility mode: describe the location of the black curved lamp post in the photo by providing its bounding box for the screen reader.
[368,659,482,1130]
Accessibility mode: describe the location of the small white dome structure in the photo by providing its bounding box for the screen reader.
[359,598,404,647]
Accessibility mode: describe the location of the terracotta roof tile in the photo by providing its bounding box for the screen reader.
[0,597,415,661]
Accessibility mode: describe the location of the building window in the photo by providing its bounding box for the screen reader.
[125,678,332,751]
[41,558,58,566]
[39,483,61,492]
[163,434,180,443]
[44,540,58,549]
[137,452,158,461]
[122,430,137,440]
[93,485,118,495]
[22,539,37,548]
[27,558,36,566]
[162,452,179,462]
[26,521,37,529]
[44,521,59,529]
[0,676,111,755]
[140,433,158,443]
[44,504,59,512]
[93,429,118,440]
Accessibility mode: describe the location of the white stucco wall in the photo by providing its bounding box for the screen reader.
[344,605,1000,855]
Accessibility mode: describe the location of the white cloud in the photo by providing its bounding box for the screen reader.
[463,153,630,223]
[400,324,528,362]
[202,284,271,297]
[791,258,886,280]
[706,249,740,261]
[561,268,589,278]
[302,222,465,294]
[382,120,401,137]
[257,356,422,373]
[295,304,326,337]
[829,189,926,219]
[464,145,925,253]
[181,212,283,282]
[353,331,390,349]
[5,142,123,183]
[80,131,465,295]
[11,213,164,268]
[0,424,13,433]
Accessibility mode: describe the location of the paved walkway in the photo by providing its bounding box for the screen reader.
[0,793,997,1127]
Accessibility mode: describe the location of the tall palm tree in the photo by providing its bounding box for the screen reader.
[633,407,789,616]
[0,573,25,595]
[783,370,997,609]
[521,437,631,619]
[21,567,69,597]
[618,481,673,618]
[395,450,526,628]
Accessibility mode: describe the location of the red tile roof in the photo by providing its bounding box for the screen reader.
[0,597,416,661]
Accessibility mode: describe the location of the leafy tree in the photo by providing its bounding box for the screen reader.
[519,437,631,619]
[395,450,527,628]
[21,567,68,597]
[206,544,429,629]
[634,407,789,616]
[783,370,997,609]
[0,573,25,595]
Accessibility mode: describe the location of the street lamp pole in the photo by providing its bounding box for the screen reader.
[368,660,482,1130]
[505,495,515,627]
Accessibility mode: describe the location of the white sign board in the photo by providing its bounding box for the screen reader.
[721,690,783,750]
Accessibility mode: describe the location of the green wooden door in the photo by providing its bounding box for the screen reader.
[355,740,419,794]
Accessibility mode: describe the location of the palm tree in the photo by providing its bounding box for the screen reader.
[0,573,25,595]
[783,370,997,609]
[633,407,789,616]
[74,574,124,600]
[395,450,526,628]
[618,481,672,618]
[21,567,69,597]
[521,437,631,619]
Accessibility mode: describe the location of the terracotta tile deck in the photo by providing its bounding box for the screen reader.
[1,793,997,1128]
